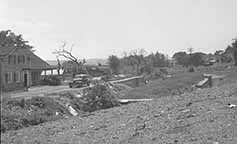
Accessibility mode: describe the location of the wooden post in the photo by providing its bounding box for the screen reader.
[44,70,46,79]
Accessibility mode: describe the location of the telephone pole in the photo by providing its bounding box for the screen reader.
[0,61,2,96]
[0,59,2,97]
[0,61,2,98]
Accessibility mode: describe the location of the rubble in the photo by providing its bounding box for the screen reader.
[227,103,237,108]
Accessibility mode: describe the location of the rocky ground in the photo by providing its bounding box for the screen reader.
[1,74,237,144]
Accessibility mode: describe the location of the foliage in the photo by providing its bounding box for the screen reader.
[172,52,189,67]
[119,50,169,75]
[0,97,69,133]
[0,30,34,51]
[231,39,237,66]
[189,52,205,66]
[219,38,237,64]
[108,55,120,74]
[188,67,195,72]
[173,52,205,67]
[79,83,120,112]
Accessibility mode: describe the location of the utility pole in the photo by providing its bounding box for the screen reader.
[0,59,2,115]
[0,60,2,98]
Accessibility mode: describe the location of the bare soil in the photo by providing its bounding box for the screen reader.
[1,72,237,144]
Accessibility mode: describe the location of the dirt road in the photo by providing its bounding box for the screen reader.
[2,85,80,99]
[2,76,143,99]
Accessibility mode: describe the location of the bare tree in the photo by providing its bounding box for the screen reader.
[53,42,89,75]
[56,56,61,75]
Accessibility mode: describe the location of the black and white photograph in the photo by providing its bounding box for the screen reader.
[0,0,237,143]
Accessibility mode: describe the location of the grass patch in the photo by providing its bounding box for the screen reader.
[124,72,202,99]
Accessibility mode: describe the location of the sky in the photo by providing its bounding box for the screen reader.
[1,0,237,60]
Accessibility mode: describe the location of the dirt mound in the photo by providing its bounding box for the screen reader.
[2,80,237,144]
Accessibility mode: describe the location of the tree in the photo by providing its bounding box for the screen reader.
[222,45,234,63]
[108,55,120,74]
[173,51,205,67]
[189,52,205,66]
[53,42,88,75]
[231,38,237,66]
[0,30,34,51]
[172,51,189,67]
[56,56,61,75]
[214,50,224,63]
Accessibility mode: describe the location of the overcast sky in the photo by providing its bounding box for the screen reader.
[1,0,237,60]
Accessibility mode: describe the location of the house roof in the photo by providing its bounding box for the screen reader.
[1,46,51,70]
[20,48,52,70]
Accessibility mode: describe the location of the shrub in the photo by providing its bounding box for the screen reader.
[188,67,195,72]
[79,83,120,112]
[1,97,69,133]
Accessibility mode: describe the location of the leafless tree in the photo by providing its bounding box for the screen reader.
[56,56,61,75]
[53,42,88,75]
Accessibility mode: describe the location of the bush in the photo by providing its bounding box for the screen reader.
[0,97,69,133]
[188,67,195,72]
[79,83,120,112]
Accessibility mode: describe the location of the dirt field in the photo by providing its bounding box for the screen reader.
[1,71,237,144]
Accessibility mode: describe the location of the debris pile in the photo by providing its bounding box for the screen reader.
[77,82,120,112]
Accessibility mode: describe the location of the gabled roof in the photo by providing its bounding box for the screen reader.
[20,48,51,70]
[0,46,51,70]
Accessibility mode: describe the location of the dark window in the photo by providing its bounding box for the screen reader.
[13,72,20,82]
[13,55,16,64]
[23,56,25,63]
[18,55,25,64]
[13,72,16,82]
[18,56,20,64]
[8,55,13,64]
[5,73,8,83]
[5,72,12,83]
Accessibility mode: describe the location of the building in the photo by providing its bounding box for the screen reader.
[0,46,51,91]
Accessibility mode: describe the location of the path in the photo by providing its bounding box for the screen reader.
[2,85,80,99]
[3,76,142,99]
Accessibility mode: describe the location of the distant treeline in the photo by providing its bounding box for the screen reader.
[108,38,237,75]
[108,49,170,75]
[173,38,237,67]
